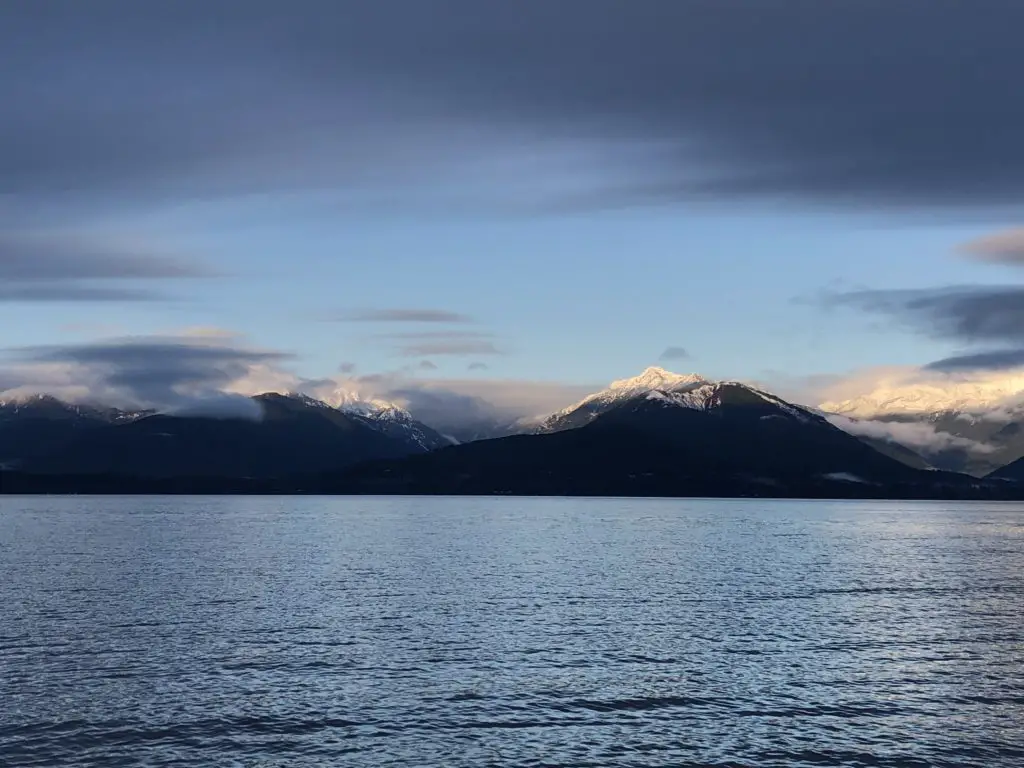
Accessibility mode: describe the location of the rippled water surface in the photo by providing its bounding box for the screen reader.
[2,496,1023,767]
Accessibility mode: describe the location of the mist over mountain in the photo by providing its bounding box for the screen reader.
[818,377,1024,477]
[326,372,982,498]
[7,366,1024,495]
[0,391,446,477]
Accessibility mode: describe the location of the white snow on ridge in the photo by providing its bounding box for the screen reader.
[537,367,818,432]
[608,367,708,393]
[549,367,709,419]
[0,393,151,422]
[644,383,716,411]
[820,373,1024,418]
[321,387,410,420]
[286,389,451,450]
[743,386,815,423]
[643,378,816,421]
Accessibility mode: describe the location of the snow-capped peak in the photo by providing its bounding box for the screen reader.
[317,386,413,422]
[539,367,710,429]
[573,367,708,408]
[608,367,708,393]
[533,367,822,435]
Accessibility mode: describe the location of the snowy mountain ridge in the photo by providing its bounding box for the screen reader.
[0,388,451,453]
[0,393,150,423]
[318,387,409,420]
[535,367,816,434]
[547,367,709,419]
[643,382,814,422]
[820,374,1024,419]
[284,389,453,451]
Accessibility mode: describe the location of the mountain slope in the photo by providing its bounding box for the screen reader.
[535,367,709,433]
[329,419,970,498]
[823,409,1024,477]
[25,393,420,478]
[0,395,148,469]
[985,453,1024,482]
[588,380,930,481]
[313,388,454,451]
[533,367,935,473]
[847,433,934,471]
[818,378,1024,476]
[331,375,966,496]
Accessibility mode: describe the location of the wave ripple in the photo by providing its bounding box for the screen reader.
[2,496,1023,766]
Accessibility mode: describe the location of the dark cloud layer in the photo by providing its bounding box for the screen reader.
[659,346,690,362]
[0,285,163,302]
[926,349,1024,373]
[5,338,292,410]
[335,309,473,324]
[827,285,1024,372]
[830,286,1024,346]
[0,234,207,280]
[3,1,1024,211]
[373,331,491,340]
[0,232,212,302]
[396,341,502,358]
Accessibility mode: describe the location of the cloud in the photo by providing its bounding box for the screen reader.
[379,379,593,428]
[806,363,1024,420]
[0,231,212,302]
[299,371,595,427]
[338,361,357,374]
[372,331,492,340]
[3,2,1024,213]
[417,360,438,371]
[396,340,502,357]
[163,393,265,420]
[925,349,1024,373]
[826,285,1024,346]
[468,362,489,371]
[393,378,596,423]
[825,284,1024,372]
[0,232,209,280]
[333,309,473,324]
[827,414,996,456]
[0,335,293,412]
[658,346,690,362]
[365,329,502,359]
[0,285,165,302]
[0,329,594,428]
[960,227,1024,264]
[383,387,506,430]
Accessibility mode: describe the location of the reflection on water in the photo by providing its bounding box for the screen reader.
[2,496,1023,766]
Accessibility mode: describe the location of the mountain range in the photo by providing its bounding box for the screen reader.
[0,392,450,478]
[821,385,1024,477]
[3,367,1024,497]
[322,369,982,498]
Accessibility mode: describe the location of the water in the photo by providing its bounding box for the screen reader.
[1,497,1023,767]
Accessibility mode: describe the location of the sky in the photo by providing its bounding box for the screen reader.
[3,1,1024,420]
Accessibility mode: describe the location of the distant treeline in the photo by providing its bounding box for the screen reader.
[2,469,1021,501]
